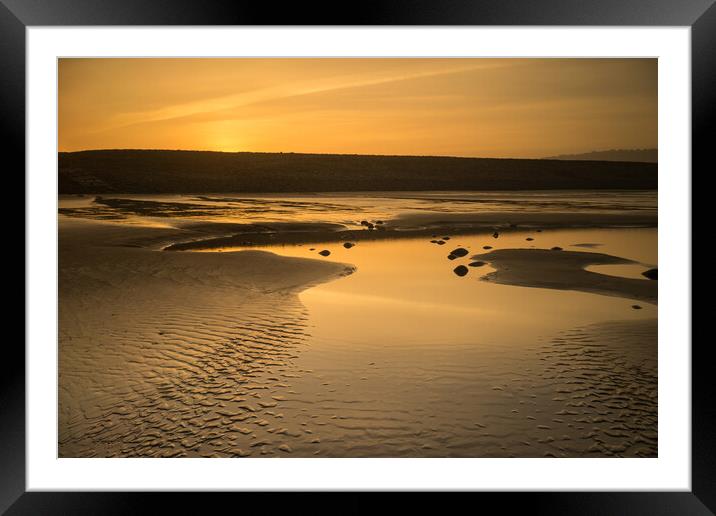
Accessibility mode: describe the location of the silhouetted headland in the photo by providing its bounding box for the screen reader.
[544,148,657,163]
[59,149,657,194]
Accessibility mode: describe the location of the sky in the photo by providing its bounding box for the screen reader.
[58,58,657,158]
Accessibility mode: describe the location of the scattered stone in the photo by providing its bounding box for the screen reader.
[318,250,331,256]
[436,240,446,245]
[526,237,534,241]
[551,246,563,251]
[430,240,438,243]
[632,305,643,310]
[343,242,355,249]
[450,247,469,257]
[468,261,486,267]
[309,248,315,251]
[453,265,469,277]
[447,255,457,260]
[375,220,384,225]
[360,220,369,226]
[493,231,499,238]
[442,236,451,240]
[483,245,493,250]
[642,268,658,280]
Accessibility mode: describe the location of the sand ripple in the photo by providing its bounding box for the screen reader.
[59,226,351,458]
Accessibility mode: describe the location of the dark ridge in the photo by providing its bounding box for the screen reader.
[59,149,657,194]
[544,148,658,163]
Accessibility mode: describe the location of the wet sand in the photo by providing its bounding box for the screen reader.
[58,193,657,458]
[163,210,656,251]
[472,248,657,303]
[59,219,353,457]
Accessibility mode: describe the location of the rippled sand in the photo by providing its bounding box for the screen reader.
[59,220,353,457]
[58,193,657,458]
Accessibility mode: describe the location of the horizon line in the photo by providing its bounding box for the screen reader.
[58,147,658,161]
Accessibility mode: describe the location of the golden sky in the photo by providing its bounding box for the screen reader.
[58,58,657,158]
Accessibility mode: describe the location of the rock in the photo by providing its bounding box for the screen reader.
[642,268,658,280]
[468,261,486,267]
[436,240,446,245]
[526,237,534,241]
[375,220,384,224]
[483,245,493,250]
[493,231,499,238]
[318,250,331,256]
[551,246,563,251]
[343,242,355,249]
[442,236,451,240]
[430,240,438,243]
[447,254,457,260]
[450,248,469,257]
[376,225,386,231]
[309,248,315,251]
[453,265,469,277]
[360,220,369,226]
[632,305,642,310]
[536,229,543,232]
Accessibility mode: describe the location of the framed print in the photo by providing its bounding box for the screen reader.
[9,0,710,513]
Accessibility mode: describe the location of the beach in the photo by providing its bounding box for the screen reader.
[59,191,657,457]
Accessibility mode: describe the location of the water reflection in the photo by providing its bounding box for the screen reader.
[232,227,658,457]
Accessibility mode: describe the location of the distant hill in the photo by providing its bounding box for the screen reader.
[58,149,657,194]
[544,149,657,163]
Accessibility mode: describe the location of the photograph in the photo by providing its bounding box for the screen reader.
[57,57,658,459]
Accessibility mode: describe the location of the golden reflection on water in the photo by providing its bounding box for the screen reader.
[229,228,657,350]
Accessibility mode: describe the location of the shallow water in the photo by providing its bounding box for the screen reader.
[207,228,657,457]
[58,192,658,458]
[59,190,656,227]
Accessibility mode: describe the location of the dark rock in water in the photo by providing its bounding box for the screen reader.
[318,250,331,256]
[551,246,563,251]
[375,220,384,224]
[366,223,375,230]
[437,240,446,245]
[483,245,493,250]
[447,254,457,260]
[468,261,486,267]
[632,305,643,310]
[360,220,369,226]
[642,268,658,280]
[343,242,355,249]
[493,232,499,238]
[526,237,534,241]
[309,248,315,251]
[450,248,469,257]
[430,240,438,243]
[453,265,469,277]
[442,236,451,240]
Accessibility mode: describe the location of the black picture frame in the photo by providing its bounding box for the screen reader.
[7,0,708,513]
